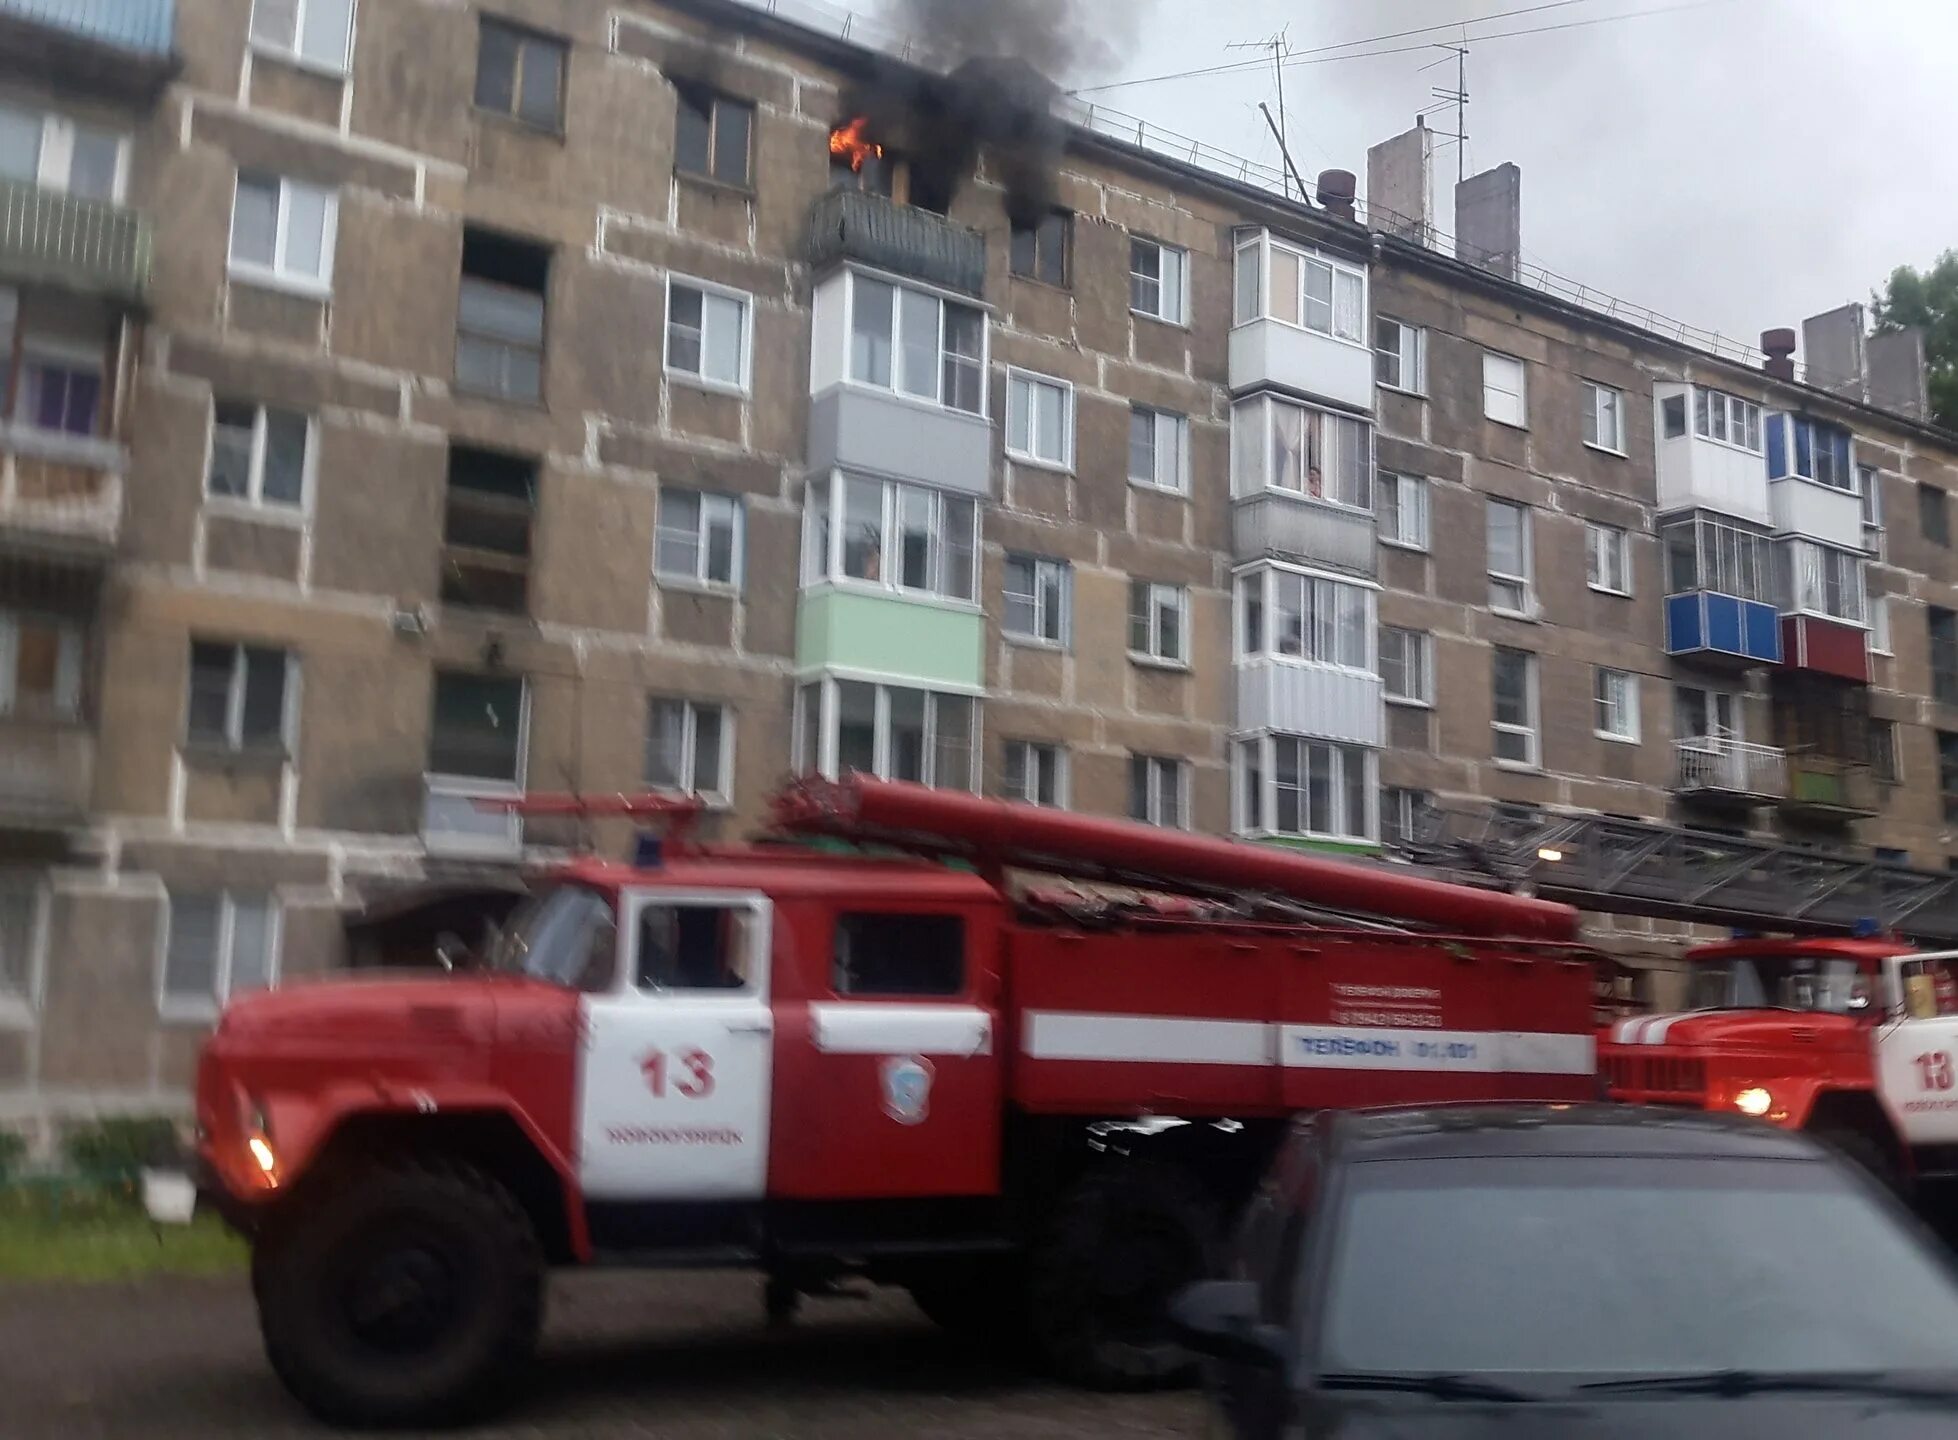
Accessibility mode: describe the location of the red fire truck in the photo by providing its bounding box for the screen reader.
[1600,934,1958,1186]
[182,776,1597,1425]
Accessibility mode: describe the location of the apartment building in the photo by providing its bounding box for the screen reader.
[1,0,1955,1134]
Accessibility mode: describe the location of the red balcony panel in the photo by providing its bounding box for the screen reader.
[1779,615,1869,683]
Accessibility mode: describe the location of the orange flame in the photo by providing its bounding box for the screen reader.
[828,116,884,173]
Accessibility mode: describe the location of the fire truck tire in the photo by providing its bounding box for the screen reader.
[1027,1164,1218,1390]
[1813,1126,1910,1199]
[255,1156,544,1427]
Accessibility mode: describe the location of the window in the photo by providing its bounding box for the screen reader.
[0,612,81,720]
[638,903,755,992]
[1237,569,1370,668]
[1129,237,1188,324]
[1931,608,1958,707]
[1375,317,1425,392]
[1860,464,1884,529]
[834,913,964,997]
[846,276,985,414]
[161,892,277,1019]
[1777,540,1865,623]
[1129,754,1187,828]
[1128,405,1189,493]
[655,488,741,589]
[1487,499,1533,613]
[429,672,526,784]
[1875,846,1909,866]
[207,402,308,509]
[185,642,291,752]
[1922,484,1950,548]
[1492,647,1538,767]
[1128,581,1189,664]
[1662,515,1772,602]
[797,680,976,790]
[474,18,565,131]
[1230,395,1372,510]
[1482,352,1526,426]
[17,353,101,438]
[1585,521,1631,595]
[1871,721,1901,785]
[1594,667,1640,742]
[1942,733,1958,825]
[1010,210,1070,286]
[228,173,336,292]
[803,474,976,602]
[0,103,125,201]
[250,0,354,72]
[1766,414,1853,489]
[1237,736,1372,841]
[1003,554,1068,645]
[1692,388,1762,452]
[1376,472,1429,549]
[1380,626,1431,705]
[664,279,751,392]
[1002,740,1065,807]
[1006,370,1073,469]
[674,85,753,188]
[1661,394,1687,439]
[1582,381,1625,453]
[0,883,39,1015]
[1381,786,1433,848]
[1870,587,1891,655]
[456,228,548,403]
[1234,234,1364,341]
[442,446,534,613]
[645,698,730,804]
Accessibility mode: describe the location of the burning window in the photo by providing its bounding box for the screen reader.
[828,116,893,199]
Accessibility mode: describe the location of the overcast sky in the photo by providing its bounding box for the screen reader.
[821,0,1958,355]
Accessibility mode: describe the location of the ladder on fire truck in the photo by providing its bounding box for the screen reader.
[1389,802,1958,947]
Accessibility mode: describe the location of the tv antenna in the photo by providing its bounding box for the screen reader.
[1228,27,1297,199]
[1420,42,1470,183]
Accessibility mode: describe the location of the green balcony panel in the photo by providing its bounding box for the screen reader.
[0,177,151,303]
[796,587,984,691]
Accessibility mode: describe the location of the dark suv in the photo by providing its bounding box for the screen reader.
[1173,1104,1958,1437]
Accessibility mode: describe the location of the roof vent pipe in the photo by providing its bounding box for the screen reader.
[1317,169,1357,222]
[1761,328,1798,382]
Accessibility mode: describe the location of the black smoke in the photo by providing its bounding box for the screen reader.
[889,0,1149,84]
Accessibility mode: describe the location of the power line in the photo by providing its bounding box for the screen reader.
[1070,0,1735,97]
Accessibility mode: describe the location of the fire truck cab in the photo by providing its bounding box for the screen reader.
[1601,935,1958,1184]
[186,777,1597,1426]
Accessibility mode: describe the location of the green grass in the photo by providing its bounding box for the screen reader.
[0,1190,246,1284]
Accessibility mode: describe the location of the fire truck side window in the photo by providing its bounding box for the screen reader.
[638,904,753,992]
[1901,959,1958,1020]
[833,913,964,997]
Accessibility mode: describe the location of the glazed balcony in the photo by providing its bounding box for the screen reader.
[0,0,178,102]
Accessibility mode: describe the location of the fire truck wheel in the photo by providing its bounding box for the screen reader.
[1027,1164,1218,1390]
[1813,1126,1910,1199]
[907,1264,1025,1342]
[255,1156,544,1427]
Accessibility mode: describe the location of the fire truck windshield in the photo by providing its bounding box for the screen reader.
[1687,955,1868,1015]
[487,886,616,991]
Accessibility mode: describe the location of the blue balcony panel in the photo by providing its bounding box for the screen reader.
[1666,591,1781,666]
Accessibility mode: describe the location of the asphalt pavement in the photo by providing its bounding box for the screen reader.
[0,1269,1206,1438]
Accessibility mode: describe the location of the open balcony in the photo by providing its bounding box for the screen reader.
[1674,736,1785,805]
[0,720,92,825]
[1780,753,1879,821]
[805,189,986,298]
[0,425,123,558]
[0,0,178,102]
[0,176,152,303]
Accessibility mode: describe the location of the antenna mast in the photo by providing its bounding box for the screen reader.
[1229,27,1295,199]
[1420,42,1470,183]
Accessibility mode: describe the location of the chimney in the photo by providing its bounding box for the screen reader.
[1761,328,1797,382]
[1454,163,1520,281]
[1317,169,1356,222]
[1868,327,1930,422]
[1367,118,1436,245]
[1802,302,1868,401]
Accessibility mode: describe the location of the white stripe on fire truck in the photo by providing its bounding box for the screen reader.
[1022,1012,1594,1075]
[1641,1014,1688,1044]
[809,1003,993,1057]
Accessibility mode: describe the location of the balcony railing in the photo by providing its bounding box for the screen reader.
[0,176,151,302]
[1231,491,1378,576]
[805,189,986,297]
[0,424,123,554]
[0,720,93,822]
[1674,736,1786,800]
[1783,753,1880,818]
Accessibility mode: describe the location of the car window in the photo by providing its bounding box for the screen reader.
[637,904,754,992]
[490,886,616,991]
[1318,1154,1958,1381]
[833,913,963,996]
[1901,958,1958,1019]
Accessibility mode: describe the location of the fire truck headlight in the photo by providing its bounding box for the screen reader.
[247,1135,277,1174]
[1734,1087,1773,1118]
